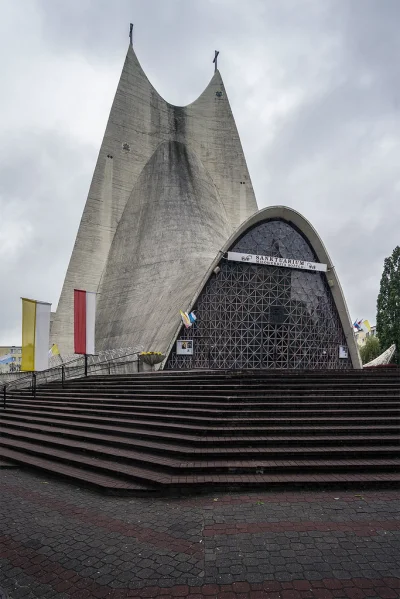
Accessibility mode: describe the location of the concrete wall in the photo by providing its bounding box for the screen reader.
[51,45,258,354]
[96,141,232,351]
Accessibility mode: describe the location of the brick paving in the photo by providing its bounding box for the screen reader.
[0,469,399,599]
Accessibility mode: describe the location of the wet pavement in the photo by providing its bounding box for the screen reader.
[0,468,399,598]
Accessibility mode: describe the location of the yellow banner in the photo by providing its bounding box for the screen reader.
[363,319,371,333]
[21,298,36,371]
[50,343,60,356]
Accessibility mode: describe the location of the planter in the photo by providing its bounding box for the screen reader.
[139,353,165,369]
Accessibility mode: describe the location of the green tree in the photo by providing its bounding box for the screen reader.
[376,246,400,364]
[359,336,381,365]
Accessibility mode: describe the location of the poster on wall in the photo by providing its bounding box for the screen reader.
[177,340,194,355]
[339,345,348,359]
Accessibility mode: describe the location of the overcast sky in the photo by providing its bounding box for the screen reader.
[1,0,399,345]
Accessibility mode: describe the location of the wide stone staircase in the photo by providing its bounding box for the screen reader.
[1,369,399,493]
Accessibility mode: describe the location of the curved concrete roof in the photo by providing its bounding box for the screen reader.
[164,206,362,369]
[51,44,258,353]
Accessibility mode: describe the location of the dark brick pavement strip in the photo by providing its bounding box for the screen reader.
[1,483,201,556]
[1,476,204,543]
[0,556,69,599]
[197,496,400,524]
[203,521,400,537]
[0,536,399,599]
[183,492,400,507]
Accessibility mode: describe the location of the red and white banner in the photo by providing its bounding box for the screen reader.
[74,290,96,354]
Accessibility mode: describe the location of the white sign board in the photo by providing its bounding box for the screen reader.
[177,340,193,355]
[227,252,327,273]
[339,345,348,359]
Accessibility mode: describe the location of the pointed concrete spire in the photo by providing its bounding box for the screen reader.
[52,43,258,353]
[51,42,168,353]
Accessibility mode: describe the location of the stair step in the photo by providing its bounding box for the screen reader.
[0,447,153,491]
[8,394,400,405]
[10,393,400,405]
[5,401,397,419]
[2,415,397,447]
[3,368,398,492]
[2,426,399,463]
[20,380,400,389]
[0,437,398,478]
[8,397,399,409]
[0,437,171,485]
[1,445,399,490]
[4,405,398,425]
[17,385,399,395]
[3,409,399,437]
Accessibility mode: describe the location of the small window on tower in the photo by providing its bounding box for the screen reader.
[122,143,131,152]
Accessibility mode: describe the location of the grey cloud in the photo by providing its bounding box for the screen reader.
[0,130,94,343]
[249,1,400,321]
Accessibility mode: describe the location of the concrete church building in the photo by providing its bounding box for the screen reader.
[51,36,361,370]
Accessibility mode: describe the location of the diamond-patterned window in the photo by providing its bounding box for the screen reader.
[165,218,352,370]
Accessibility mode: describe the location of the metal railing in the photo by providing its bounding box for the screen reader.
[2,347,143,409]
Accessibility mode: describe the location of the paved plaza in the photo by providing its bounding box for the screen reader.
[0,468,399,599]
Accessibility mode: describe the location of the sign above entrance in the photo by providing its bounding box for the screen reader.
[227,252,327,273]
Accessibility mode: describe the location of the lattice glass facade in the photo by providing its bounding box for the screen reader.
[165,219,352,370]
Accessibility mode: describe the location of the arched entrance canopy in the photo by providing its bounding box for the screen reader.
[164,206,361,370]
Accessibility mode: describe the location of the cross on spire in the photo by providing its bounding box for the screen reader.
[129,23,133,46]
[213,50,220,72]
